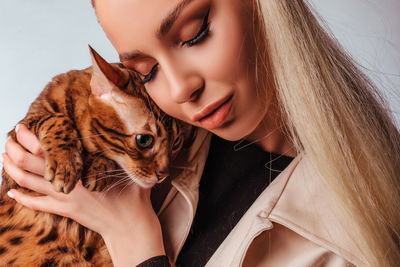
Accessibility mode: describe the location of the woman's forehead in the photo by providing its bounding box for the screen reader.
[95,0,193,52]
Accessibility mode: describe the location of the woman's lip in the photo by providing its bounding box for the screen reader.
[197,95,233,130]
[192,94,233,122]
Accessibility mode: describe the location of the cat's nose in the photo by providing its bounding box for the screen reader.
[155,168,169,181]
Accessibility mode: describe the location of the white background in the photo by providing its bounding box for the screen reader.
[0,0,399,156]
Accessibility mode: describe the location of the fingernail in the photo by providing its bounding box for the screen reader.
[7,191,14,199]
[15,124,20,133]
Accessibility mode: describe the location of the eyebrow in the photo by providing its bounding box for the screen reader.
[158,0,194,38]
[119,51,142,62]
[119,0,194,62]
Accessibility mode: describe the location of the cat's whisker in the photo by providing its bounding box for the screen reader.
[98,180,127,200]
[104,175,131,190]
[98,168,126,174]
[118,178,140,196]
[81,169,127,180]
[91,167,126,175]
[99,176,132,199]
[82,170,131,189]
[98,174,131,185]
[115,180,133,199]
[83,174,119,186]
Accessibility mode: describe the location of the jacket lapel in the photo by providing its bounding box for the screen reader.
[269,153,367,266]
[205,152,302,266]
[158,129,212,262]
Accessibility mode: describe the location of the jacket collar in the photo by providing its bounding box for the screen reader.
[269,152,368,266]
[205,148,303,266]
[160,131,367,266]
[158,128,212,261]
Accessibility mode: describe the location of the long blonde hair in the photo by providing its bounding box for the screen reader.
[252,0,400,265]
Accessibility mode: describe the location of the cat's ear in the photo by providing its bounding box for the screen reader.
[89,45,127,98]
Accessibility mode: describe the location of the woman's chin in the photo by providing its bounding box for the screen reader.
[208,120,261,142]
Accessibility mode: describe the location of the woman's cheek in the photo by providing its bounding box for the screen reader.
[205,9,247,81]
[145,79,183,121]
[145,80,168,113]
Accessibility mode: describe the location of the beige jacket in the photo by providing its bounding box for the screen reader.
[157,129,368,266]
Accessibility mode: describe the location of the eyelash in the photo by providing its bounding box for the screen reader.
[140,8,211,85]
[140,63,159,84]
[181,8,210,47]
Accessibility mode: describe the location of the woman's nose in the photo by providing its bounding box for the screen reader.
[162,61,204,104]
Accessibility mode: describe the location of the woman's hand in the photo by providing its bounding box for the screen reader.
[2,124,166,267]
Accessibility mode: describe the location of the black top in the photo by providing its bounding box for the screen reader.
[138,135,294,267]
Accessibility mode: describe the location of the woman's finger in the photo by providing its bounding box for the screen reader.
[2,153,55,196]
[15,124,44,157]
[7,189,70,217]
[7,189,48,212]
[5,135,45,176]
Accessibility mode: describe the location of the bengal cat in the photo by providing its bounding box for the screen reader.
[0,47,185,266]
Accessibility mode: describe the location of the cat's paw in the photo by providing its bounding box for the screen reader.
[82,155,119,192]
[44,146,83,193]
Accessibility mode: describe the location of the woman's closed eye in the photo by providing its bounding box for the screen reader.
[181,8,210,47]
[140,63,159,84]
[140,8,211,85]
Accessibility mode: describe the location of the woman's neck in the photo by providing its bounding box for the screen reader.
[246,102,297,158]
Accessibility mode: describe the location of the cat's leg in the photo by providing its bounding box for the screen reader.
[82,153,119,192]
[34,115,84,194]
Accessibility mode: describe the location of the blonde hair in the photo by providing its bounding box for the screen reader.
[253,0,400,266]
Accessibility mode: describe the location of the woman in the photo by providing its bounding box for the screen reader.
[3,0,400,266]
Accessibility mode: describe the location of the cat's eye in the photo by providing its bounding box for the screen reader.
[172,135,183,151]
[136,134,154,150]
